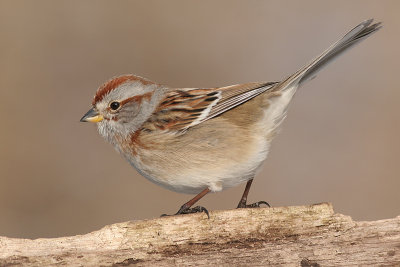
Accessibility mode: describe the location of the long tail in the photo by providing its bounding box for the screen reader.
[277,19,382,90]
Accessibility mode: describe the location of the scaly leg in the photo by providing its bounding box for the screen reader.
[237,179,270,208]
[162,188,210,218]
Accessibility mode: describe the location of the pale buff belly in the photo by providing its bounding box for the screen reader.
[123,119,272,195]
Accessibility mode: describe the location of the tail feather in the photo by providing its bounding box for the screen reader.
[278,19,382,90]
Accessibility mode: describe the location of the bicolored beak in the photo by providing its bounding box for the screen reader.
[80,108,104,123]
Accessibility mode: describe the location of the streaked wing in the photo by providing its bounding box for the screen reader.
[208,81,277,120]
[146,81,278,132]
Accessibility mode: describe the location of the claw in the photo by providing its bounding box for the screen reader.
[160,205,210,219]
[237,200,270,209]
[178,206,210,218]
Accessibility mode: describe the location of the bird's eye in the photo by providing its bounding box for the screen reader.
[110,101,120,110]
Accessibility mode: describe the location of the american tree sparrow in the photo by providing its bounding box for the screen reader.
[81,20,381,218]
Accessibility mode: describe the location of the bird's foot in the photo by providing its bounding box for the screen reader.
[161,205,210,219]
[237,200,270,209]
[177,205,210,218]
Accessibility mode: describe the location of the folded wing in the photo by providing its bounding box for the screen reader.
[146,82,277,132]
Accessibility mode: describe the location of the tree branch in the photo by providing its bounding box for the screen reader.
[1,203,399,266]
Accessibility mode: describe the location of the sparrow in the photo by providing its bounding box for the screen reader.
[81,19,381,218]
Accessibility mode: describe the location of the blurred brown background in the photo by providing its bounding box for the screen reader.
[0,0,399,239]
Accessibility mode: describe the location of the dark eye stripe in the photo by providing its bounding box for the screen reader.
[120,92,153,106]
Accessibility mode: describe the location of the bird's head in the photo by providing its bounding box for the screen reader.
[80,75,164,142]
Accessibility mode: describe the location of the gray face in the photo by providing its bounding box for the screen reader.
[94,81,165,144]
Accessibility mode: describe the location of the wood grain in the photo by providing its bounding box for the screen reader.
[1,203,399,266]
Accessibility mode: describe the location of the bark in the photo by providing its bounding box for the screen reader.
[0,203,399,266]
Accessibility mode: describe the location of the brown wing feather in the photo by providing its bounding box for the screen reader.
[145,89,221,131]
[145,82,278,132]
[207,82,277,120]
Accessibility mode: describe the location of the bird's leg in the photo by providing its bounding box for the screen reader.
[162,188,211,218]
[237,179,270,208]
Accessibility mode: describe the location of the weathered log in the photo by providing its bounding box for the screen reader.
[0,203,399,266]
